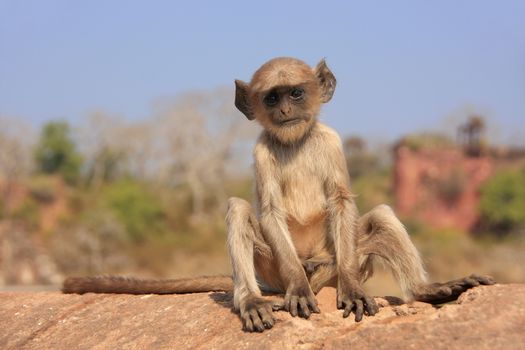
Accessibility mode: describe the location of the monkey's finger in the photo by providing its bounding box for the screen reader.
[249,309,265,332]
[258,307,275,329]
[264,302,274,315]
[242,313,254,332]
[463,277,479,287]
[299,298,311,318]
[354,300,364,322]
[471,274,495,285]
[307,295,320,313]
[284,294,291,312]
[342,301,354,318]
[338,296,350,310]
[270,297,285,311]
[450,284,466,295]
[290,296,299,317]
[432,286,452,298]
[271,299,286,311]
[364,296,378,316]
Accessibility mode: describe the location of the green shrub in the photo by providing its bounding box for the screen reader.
[479,169,525,232]
[34,121,82,184]
[102,180,167,242]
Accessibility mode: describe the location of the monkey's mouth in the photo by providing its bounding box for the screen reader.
[276,118,305,126]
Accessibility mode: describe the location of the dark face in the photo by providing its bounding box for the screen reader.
[262,85,309,127]
[252,80,321,145]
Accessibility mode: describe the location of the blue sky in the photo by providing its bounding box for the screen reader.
[1,1,524,143]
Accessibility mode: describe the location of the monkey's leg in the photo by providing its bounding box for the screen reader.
[356,204,494,304]
[226,197,282,332]
[356,205,427,298]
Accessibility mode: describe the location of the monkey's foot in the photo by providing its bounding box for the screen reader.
[284,284,321,319]
[337,287,379,322]
[240,295,279,333]
[414,274,495,304]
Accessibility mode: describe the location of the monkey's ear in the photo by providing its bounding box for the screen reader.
[314,59,337,103]
[234,80,254,120]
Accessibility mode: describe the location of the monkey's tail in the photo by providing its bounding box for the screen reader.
[62,275,233,295]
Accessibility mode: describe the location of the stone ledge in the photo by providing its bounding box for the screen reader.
[1,284,523,349]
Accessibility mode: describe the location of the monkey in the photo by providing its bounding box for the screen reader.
[63,57,494,333]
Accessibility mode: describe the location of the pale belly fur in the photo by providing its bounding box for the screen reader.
[281,171,328,260]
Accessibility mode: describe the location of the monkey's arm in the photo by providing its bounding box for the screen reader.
[254,146,320,318]
[324,140,379,321]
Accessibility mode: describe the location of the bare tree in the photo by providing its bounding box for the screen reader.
[77,88,258,217]
[77,112,129,187]
[153,87,257,216]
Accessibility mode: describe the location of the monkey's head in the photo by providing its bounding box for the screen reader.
[234,57,336,144]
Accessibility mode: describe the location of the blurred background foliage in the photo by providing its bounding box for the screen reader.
[34,121,83,185]
[479,169,525,233]
[1,1,524,299]
[0,92,524,295]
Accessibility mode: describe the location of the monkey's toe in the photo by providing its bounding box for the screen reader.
[364,296,379,316]
[271,298,286,311]
[240,296,278,332]
[470,274,495,285]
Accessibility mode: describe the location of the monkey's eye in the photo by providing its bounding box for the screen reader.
[263,91,279,107]
[290,88,304,100]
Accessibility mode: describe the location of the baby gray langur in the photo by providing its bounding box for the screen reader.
[63,57,495,333]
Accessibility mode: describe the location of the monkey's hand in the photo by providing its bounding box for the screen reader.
[240,295,278,332]
[284,280,320,318]
[414,274,495,304]
[337,279,379,322]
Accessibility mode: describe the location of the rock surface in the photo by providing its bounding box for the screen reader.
[0,284,524,349]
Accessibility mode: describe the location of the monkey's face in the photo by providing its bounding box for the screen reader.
[253,82,321,144]
[235,57,337,145]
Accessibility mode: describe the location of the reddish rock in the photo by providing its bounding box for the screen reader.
[394,146,494,231]
[0,284,523,349]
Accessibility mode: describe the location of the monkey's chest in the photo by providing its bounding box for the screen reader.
[280,167,327,216]
[280,171,328,259]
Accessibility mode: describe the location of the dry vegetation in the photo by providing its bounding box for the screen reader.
[0,89,524,293]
